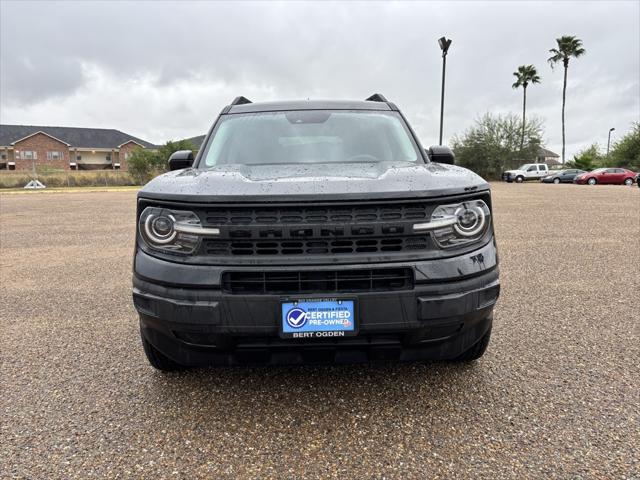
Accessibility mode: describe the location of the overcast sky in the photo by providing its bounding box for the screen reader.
[1,0,638,159]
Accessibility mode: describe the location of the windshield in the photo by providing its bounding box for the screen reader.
[200,110,421,167]
[517,164,532,170]
[591,168,607,173]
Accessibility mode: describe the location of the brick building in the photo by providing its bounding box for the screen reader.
[0,125,156,171]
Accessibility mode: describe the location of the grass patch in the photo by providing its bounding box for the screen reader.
[0,170,139,189]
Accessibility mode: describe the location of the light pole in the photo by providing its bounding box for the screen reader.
[438,36,452,145]
[606,127,615,157]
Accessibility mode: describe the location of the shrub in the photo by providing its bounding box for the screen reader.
[128,139,196,184]
[451,113,544,179]
[609,123,640,170]
[566,143,604,171]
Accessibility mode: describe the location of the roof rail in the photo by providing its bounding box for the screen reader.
[365,93,388,102]
[230,96,252,106]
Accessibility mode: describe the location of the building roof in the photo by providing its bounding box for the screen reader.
[538,147,560,158]
[0,125,156,149]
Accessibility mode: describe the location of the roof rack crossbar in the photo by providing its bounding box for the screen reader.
[365,93,388,103]
[231,96,252,106]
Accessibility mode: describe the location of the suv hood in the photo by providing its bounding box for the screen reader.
[503,169,524,175]
[139,161,489,202]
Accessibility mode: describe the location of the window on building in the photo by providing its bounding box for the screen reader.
[19,151,37,160]
[47,151,64,161]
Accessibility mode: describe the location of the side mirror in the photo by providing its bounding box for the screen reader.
[168,150,194,171]
[426,145,455,165]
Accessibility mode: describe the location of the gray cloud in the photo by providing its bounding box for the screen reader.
[1,55,85,104]
[1,0,638,158]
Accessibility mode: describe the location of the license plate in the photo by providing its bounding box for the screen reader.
[280,298,357,339]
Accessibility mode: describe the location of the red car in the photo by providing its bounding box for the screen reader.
[574,168,637,186]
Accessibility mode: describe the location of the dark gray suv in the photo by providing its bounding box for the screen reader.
[132,94,500,371]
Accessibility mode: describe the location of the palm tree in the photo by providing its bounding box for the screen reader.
[512,65,541,151]
[548,35,586,163]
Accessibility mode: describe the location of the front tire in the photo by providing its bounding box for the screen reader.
[453,326,491,362]
[624,177,633,186]
[140,328,185,372]
[553,177,561,184]
[515,176,524,183]
[587,177,597,185]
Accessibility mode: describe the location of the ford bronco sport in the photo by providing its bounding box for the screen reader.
[132,94,500,371]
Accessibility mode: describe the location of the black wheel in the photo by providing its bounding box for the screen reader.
[553,177,561,184]
[140,328,185,372]
[453,326,491,362]
[587,177,597,185]
[515,176,524,183]
[624,177,633,186]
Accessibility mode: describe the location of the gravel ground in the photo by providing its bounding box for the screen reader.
[1,183,639,479]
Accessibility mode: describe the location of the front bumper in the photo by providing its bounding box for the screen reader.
[133,241,500,366]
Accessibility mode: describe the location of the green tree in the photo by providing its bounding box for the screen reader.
[127,149,158,184]
[512,65,541,151]
[548,35,586,164]
[158,140,196,167]
[609,123,640,170]
[451,113,544,179]
[566,143,604,171]
[127,139,196,184]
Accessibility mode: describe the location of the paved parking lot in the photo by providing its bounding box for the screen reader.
[1,183,638,478]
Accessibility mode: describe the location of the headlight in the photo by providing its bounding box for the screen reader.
[139,206,219,255]
[413,199,491,248]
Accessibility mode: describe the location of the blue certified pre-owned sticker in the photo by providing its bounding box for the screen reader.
[281,299,356,338]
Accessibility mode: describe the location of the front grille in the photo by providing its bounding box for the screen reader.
[221,268,414,294]
[204,235,429,256]
[196,200,441,258]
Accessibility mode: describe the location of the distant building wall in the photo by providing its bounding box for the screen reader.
[12,133,69,171]
[0,124,156,171]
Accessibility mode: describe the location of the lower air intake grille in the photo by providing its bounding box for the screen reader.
[221,268,414,295]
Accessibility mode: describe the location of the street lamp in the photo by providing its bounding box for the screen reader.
[438,36,452,145]
[606,127,615,157]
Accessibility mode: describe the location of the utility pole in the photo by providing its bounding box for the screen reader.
[607,127,615,157]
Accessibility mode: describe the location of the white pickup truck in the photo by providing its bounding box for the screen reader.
[502,163,549,183]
